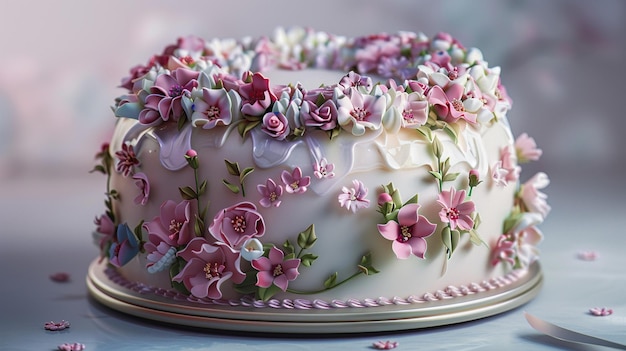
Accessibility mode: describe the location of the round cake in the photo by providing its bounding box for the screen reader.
[89,27,550,332]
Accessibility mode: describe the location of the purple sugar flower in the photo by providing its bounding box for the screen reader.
[377,203,436,259]
[238,72,277,116]
[132,172,150,205]
[208,202,265,249]
[313,158,335,179]
[252,246,300,291]
[300,99,338,131]
[281,167,310,194]
[173,238,244,299]
[257,178,283,208]
[139,68,199,125]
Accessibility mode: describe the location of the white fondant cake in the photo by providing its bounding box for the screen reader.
[92,28,550,310]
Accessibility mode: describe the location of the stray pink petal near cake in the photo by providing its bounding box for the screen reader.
[57,343,85,351]
[577,251,598,261]
[372,340,398,350]
[589,307,613,316]
[44,320,70,331]
[49,272,70,283]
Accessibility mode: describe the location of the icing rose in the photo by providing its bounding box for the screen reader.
[377,203,437,259]
[261,112,290,140]
[252,246,300,291]
[208,202,265,249]
[173,238,245,299]
[300,99,338,131]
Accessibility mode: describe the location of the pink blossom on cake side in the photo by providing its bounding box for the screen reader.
[338,179,370,213]
[252,246,300,291]
[94,214,115,252]
[377,203,437,259]
[190,87,235,129]
[208,202,265,249]
[257,178,283,208]
[281,167,310,194]
[437,188,475,231]
[336,87,386,136]
[313,158,335,179]
[515,133,543,163]
[173,238,244,299]
[500,145,520,183]
[143,200,194,247]
[491,235,516,266]
[516,225,543,267]
[520,172,551,219]
[491,161,509,187]
[261,112,290,140]
[427,84,477,124]
[115,142,140,177]
[139,68,199,125]
[132,172,150,205]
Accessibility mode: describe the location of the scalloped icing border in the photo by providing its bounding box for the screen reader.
[104,266,528,310]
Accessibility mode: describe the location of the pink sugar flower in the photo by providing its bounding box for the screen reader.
[132,172,150,206]
[515,133,542,163]
[313,158,335,179]
[520,172,551,219]
[208,202,265,249]
[190,87,235,129]
[300,99,338,131]
[115,142,140,177]
[491,234,516,266]
[261,112,290,140]
[338,71,373,94]
[491,161,509,187]
[589,307,613,316]
[94,213,115,251]
[281,167,310,194]
[173,238,245,299]
[57,343,85,351]
[252,246,300,291]
[336,87,386,136]
[427,84,477,124]
[577,251,598,261]
[437,188,475,231]
[257,178,283,208]
[44,320,70,331]
[377,203,437,259]
[500,145,520,183]
[372,340,399,350]
[143,200,194,247]
[338,179,370,213]
[239,72,277,116]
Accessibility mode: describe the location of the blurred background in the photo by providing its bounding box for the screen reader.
[0,0,624,184]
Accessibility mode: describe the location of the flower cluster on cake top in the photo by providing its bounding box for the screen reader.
[113,27,512,143]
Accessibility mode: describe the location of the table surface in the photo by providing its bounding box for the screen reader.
[1,173,624,351]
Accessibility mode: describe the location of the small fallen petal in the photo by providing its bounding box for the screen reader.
[589,307,613,316]
[44,320,71,331]
[372,340,398,350]
[50,272,71,282]
[577,251,598,261]
[58,343,85,351]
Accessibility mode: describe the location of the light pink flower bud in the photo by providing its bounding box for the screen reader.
[185,149,198,158]
[378,193,393,206]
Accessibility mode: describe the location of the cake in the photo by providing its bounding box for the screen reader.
[89,27,550,331]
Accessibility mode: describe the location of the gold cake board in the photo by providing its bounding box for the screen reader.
[86,259,542,333]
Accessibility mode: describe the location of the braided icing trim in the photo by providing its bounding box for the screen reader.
[104,267,527,310]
